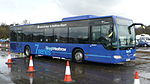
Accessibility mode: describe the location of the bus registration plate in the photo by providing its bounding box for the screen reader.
[126,59,130,61]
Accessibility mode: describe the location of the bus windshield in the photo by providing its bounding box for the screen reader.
[116,18,135,49]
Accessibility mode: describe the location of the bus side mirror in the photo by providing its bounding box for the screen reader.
[128,23,145,34]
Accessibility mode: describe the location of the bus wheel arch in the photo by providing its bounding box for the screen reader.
[72,48,84,63]
[24,45,31,57]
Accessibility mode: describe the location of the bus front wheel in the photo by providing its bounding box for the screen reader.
[24,46,31,57]
[73,49,84,63]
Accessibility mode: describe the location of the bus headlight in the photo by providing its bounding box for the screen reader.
[114,55,122,59]
[133,54,136,56]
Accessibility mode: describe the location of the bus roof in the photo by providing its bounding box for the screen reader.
[13,15,132,27]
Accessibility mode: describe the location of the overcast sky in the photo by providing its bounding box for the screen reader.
[0,0,149,25]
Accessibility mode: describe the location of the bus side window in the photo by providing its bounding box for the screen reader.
[91,26,101,43]
[17,31,23,42]
[54,27,68,43]
[92,25,112,44]
[69,26,88,43]
[45,28,54,43]
[10,30,17,41]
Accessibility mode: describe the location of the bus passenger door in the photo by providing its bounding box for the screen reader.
[86,43,106,62]
[86,25,112,62]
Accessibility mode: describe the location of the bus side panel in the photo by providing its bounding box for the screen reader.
[10,42,136,64]
[82,44,136,64]
[10,42,117,63]
[27,43,90,59]
[10,41,24,53]
[24,42,73,58]
[83,44,116,63]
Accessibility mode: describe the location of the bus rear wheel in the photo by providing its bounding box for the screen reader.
[73,49,84,63]
[24,46,31,57]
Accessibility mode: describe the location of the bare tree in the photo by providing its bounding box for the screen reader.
[22,19,30,24]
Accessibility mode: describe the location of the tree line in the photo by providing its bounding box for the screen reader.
[135,25,150,35]
[0,23,150,39]
[0,20,30,39]
[0,23,10,39]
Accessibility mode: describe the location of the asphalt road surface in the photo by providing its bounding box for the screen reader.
[0,48,150,84]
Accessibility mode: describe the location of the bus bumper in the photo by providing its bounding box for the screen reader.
[85,55,136,64]
[112,56,136,64]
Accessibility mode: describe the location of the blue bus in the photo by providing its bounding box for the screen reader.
[10,15,143,64]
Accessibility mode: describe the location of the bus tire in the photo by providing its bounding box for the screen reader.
[24,46,31,57]
[73,49,84,63]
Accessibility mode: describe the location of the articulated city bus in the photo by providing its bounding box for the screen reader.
[10,15,143,64]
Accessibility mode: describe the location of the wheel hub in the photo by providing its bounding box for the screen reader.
[75,52,83,61]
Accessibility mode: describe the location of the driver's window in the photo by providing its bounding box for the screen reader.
[92,26,101,43]
[101,25,111,36]
[91,25,112,44]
